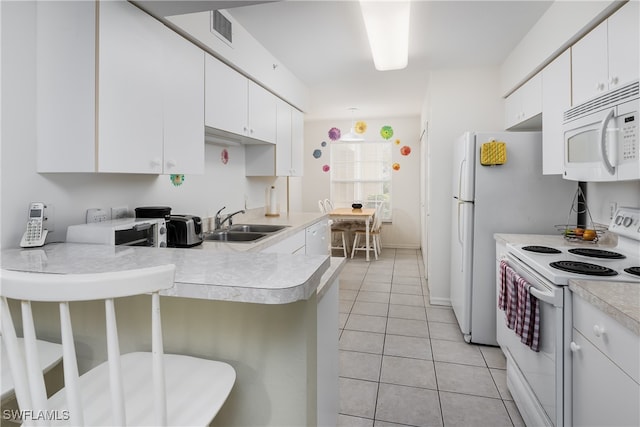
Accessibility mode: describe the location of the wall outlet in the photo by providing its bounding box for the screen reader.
[111,206,129,219]
[86,208,110,223]
[609,202,618,220]
[43,204,55,232]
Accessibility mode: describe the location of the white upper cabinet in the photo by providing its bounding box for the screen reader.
[542,51,571,175]
[275,99,293,176]
[205,55,248,137]
[248,81,277,144]
[162,28,205,175]
[572,1,639,105]
[246,99,304,177]
[504,73,542,130]
[205,55,277,144]
[37,1,204,174]
[98,1,164,173]
[291,108,304,177]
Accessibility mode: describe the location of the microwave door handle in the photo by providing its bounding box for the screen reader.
[599,109,616,175]
[133,223,152,232]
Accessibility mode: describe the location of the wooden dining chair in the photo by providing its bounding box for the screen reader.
[351,203,384,260]
[0,265,236,426]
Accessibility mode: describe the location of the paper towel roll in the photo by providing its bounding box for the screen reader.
[268,186,278,215]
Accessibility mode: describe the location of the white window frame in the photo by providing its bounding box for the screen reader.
[330,140,392,221]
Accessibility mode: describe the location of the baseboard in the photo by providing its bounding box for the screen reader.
[428,296,451,307]
[380,243,421,249]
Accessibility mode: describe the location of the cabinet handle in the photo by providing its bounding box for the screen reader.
[570,342,581,352]
[609,76,619,86]
[593,324,606,337]
[151,158,161,168]
[166,160,176,169]
[596,82,606,91]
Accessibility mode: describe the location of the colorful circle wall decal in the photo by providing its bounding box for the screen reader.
[395,139,401,145]
[220,148,229,164]
[312,149,322,159]
[328,127,341,141]
[322,164,330,172]
[400,146,412,156]
[392,163,400,171]
[355,121,367,134]
[321,141,327,147]
[380,126,394,140]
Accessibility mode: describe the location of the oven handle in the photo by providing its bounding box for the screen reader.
[505,254,563,308]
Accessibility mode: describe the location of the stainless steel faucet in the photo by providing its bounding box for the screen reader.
[214,206,246,230]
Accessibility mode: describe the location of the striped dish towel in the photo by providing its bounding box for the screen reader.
[519,279,540,351]
[498,260,517,329]
[498,260,540,352]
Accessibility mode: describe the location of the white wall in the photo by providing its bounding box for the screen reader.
[0,1,284,249]
[587,181,640,225]
[422,67,503,306]
[301,116,422,249]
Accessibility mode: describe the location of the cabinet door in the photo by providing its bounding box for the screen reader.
[608,0,639,90]
[572,22,608,105]
[275,100,292,176]
[572,330,640,427]
[542,51,571,175]
[36,1,96,172]
[520,73,542,122]
[98,1,164,173]
[163,28,204,175]
[205,55,248,136]
[248,81,277,144]
[291,108,304,177]
[504,91,521,130]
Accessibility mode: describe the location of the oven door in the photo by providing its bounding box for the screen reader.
[497,254,568,427]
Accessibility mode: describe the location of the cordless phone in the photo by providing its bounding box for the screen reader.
[20,202,48,248]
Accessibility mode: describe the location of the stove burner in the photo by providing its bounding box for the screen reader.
[550,261,618,276]
[624,267,640,277]
[522,245,561,254]
[568,248,625,259]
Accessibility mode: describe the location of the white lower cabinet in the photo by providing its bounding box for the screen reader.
[260,220,329,255]
[571,296,640,426]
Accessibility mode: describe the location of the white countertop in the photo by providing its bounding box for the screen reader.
[1,212,333,305]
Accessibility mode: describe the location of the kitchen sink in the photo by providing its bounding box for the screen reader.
[203,231,267,242]
[228,224,289,233]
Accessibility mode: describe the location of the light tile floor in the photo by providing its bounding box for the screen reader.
[337,248,526,427]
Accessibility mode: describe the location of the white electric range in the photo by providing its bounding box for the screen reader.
[497,207,639,427]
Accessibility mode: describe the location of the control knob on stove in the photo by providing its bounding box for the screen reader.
[623,216,633,227]
[615,215,624,225]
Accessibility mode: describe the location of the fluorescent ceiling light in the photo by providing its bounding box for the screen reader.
[359,0,411,71]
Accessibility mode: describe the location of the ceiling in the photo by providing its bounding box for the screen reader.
[141,1,554,120]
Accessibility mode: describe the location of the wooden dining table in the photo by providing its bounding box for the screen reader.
[328,207,376,261]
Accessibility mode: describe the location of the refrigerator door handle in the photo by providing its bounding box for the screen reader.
[457,200,463,245]
[457,159,466,199]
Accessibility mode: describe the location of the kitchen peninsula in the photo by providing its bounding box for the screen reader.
[1,215,342,427]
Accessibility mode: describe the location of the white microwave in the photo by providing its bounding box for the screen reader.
[563,80,639,182]
[66,218,167,247]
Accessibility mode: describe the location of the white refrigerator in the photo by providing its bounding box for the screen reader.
[449,131,577,345]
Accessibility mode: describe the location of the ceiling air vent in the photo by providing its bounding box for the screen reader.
[211,10,232,46]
